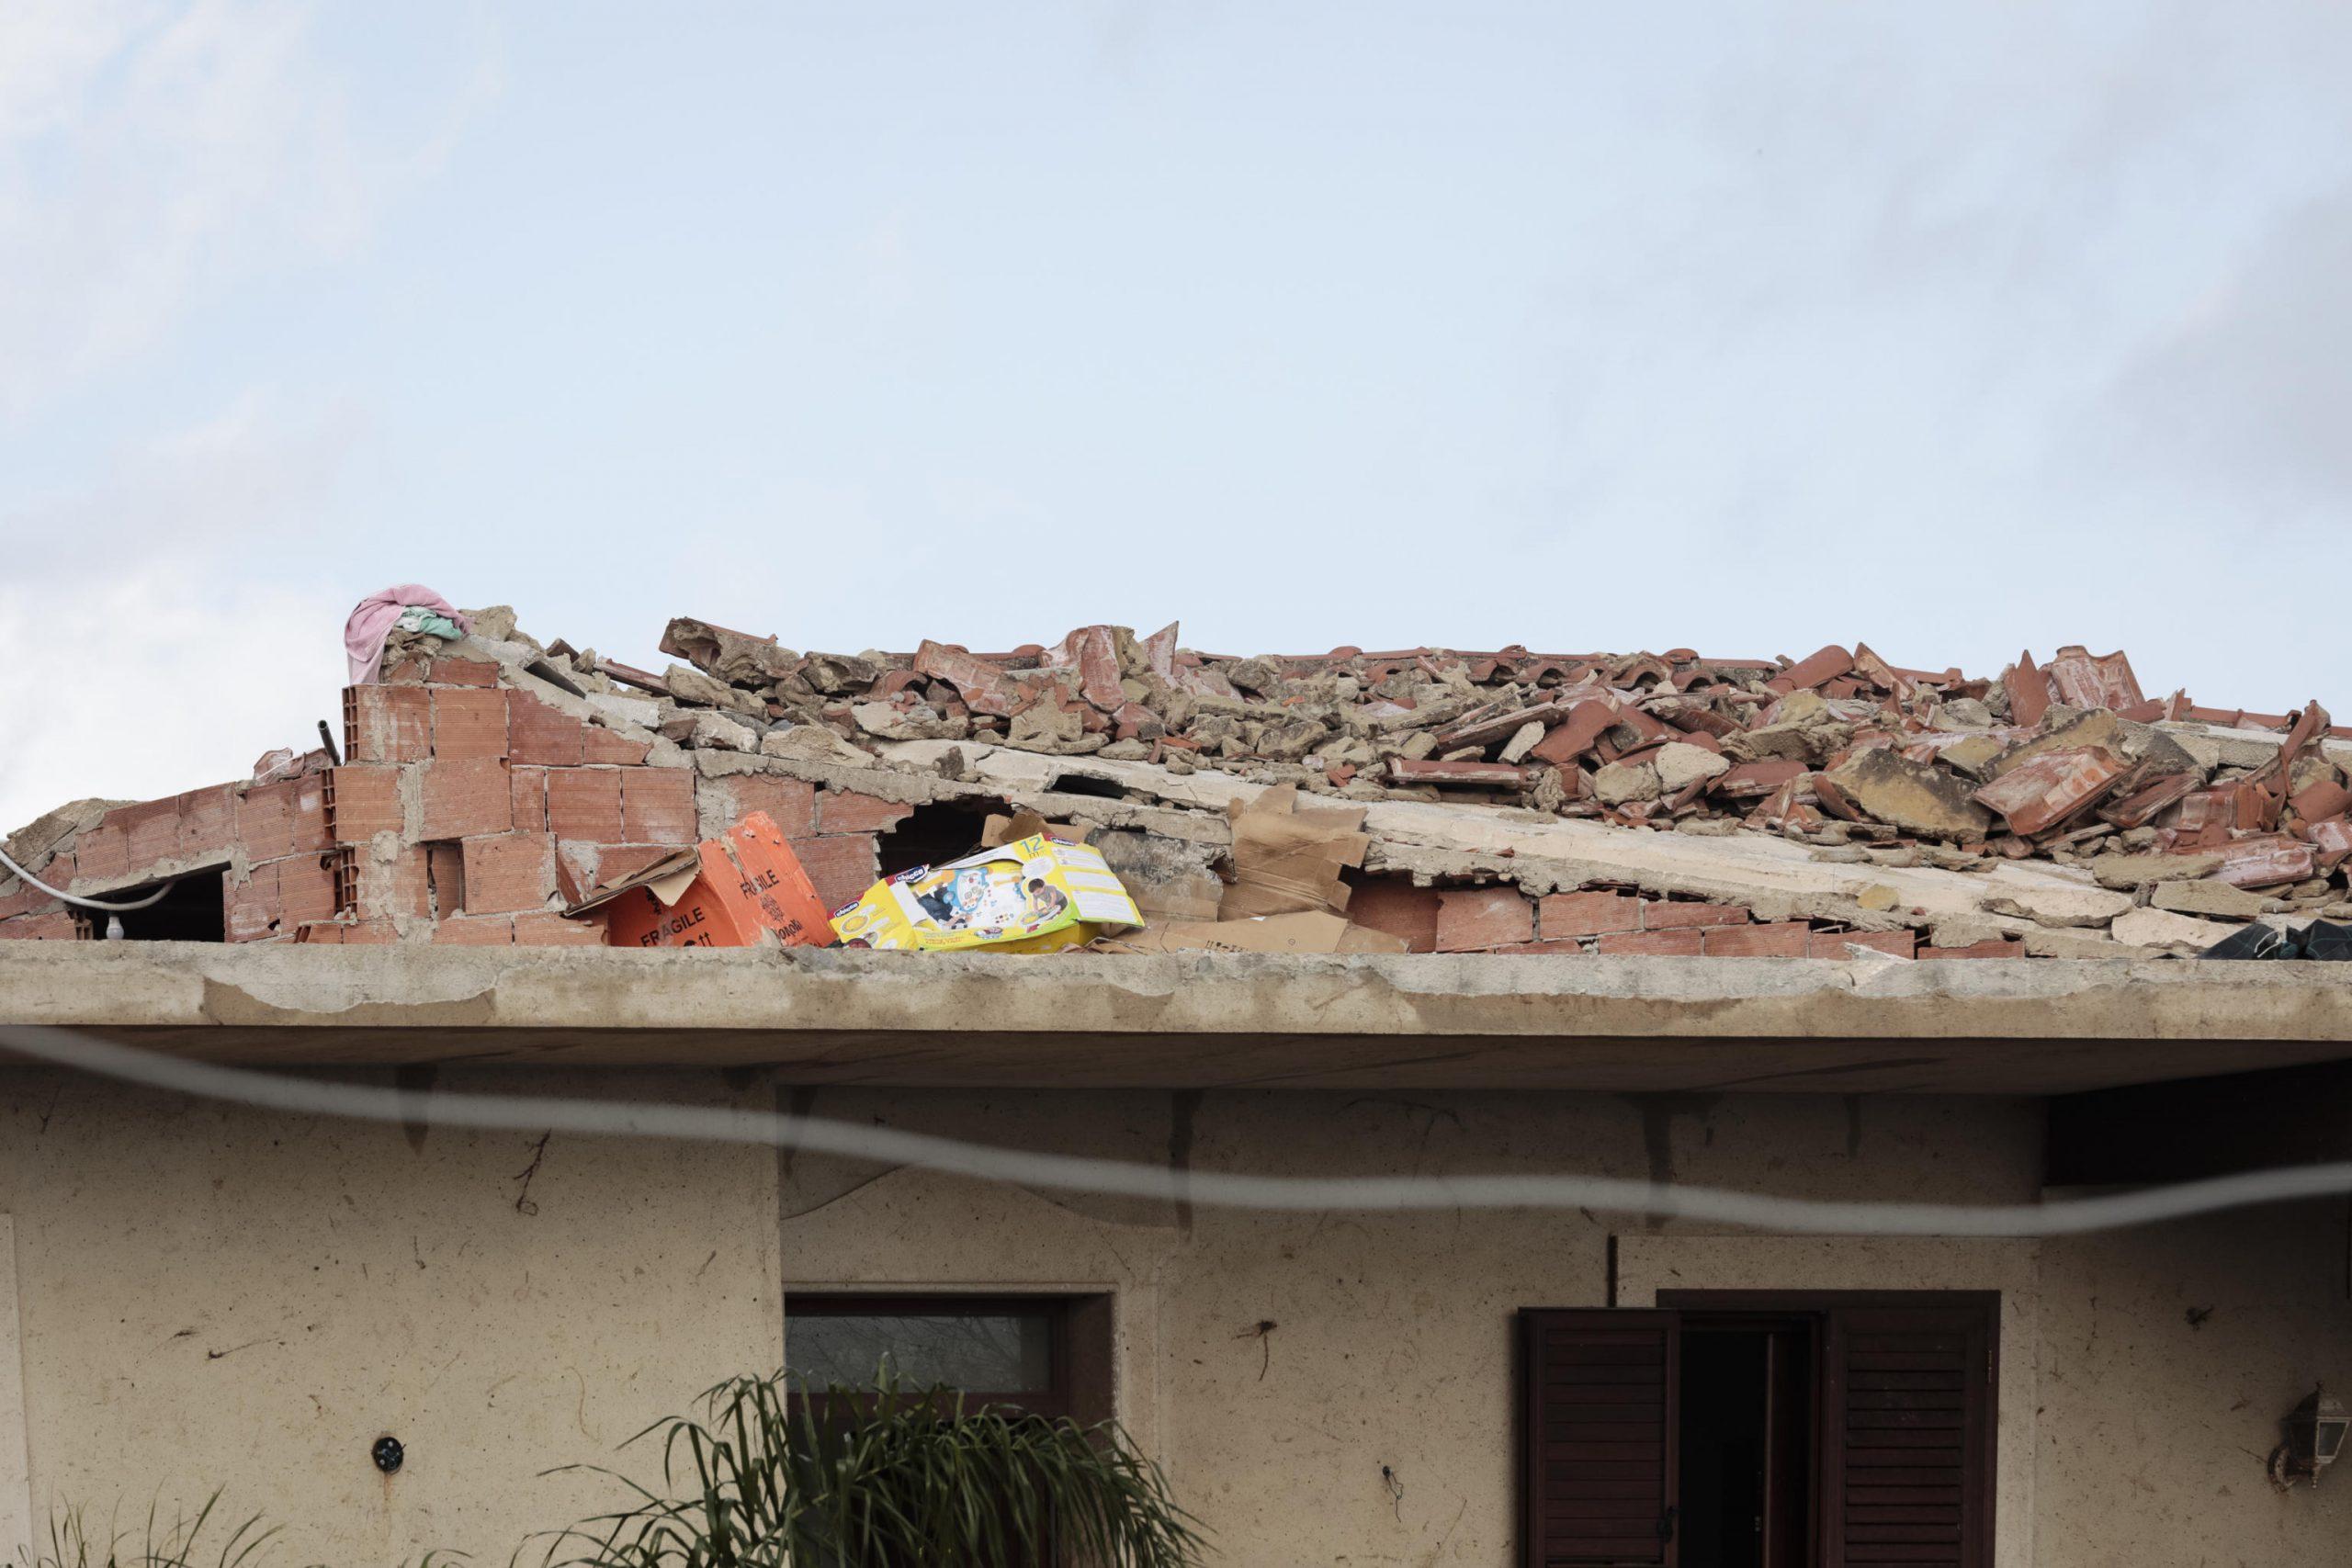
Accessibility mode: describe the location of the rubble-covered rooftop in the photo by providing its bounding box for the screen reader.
[7,604,2352,964]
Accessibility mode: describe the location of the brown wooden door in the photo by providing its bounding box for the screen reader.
[1821,1303,1996,1568]
[1521,1309,1680,1567]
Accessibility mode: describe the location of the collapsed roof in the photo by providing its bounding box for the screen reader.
[6,605,2348,961]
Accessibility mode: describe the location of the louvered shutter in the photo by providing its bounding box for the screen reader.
[1823,1303,1996,1568]
[1521,1310,1680,1567]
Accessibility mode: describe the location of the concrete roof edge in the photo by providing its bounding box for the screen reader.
[4,942,2352,1044]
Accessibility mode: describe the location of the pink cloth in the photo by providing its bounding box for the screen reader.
[345,585,472,685]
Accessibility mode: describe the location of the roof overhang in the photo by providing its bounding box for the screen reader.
[5,943,2352,1094]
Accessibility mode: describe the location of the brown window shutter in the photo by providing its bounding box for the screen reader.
[1521,1309,1680,1567]
[1822,1300,1997,1568]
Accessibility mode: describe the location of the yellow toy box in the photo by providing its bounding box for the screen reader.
[829,833,1143,953]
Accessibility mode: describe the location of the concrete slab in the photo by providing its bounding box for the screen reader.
[5,943,2352,1093]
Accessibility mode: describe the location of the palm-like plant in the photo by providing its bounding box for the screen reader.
[14,1493,460,1568]
[537,1370,1204,1568]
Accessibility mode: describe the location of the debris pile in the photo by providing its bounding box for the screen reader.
[7,605,2351,961]
[628,623,2352,899]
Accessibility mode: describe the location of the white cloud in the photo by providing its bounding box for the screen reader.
[0,399,356,832]
[0,573,347,834]
[0,0,498,416]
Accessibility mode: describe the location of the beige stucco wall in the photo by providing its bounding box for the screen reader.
[0,1066,784,1564]
[0,1070,2345,1563]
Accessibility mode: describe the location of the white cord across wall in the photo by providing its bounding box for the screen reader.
[0,843,176,914]
[3,1021,2348,1237]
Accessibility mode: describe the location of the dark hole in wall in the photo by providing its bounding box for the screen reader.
[1045,773,1125,801]
[424,842,464,917]
[876,797,1012,877]
[94,867,228,942]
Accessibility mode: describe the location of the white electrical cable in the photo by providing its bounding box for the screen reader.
[3,1021,2347,1237]
[0,843,175,912]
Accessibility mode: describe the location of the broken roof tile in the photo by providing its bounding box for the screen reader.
[1971,747,2130,838]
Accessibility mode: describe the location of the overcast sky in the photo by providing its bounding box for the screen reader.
[4,2,2349,830]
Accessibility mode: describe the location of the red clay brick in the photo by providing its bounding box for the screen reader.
[1702,921,1809,956]
[175,785,238,859]
[225,862,280,942]
[547,769,626,841]
[432,915,515,945]
[819,790,915,835]
[0,911,82,941]
[511,765,549,833]
[424,657,499,686]
[513,910,608,946]
[1345,878,1446,953]
[621,769,697,844]
[1598,929,1705,955]
[1919,940,2025,959]
[237,777,331,861]
[289,778,333,852]
[117,799,180,872]
[721,775,819,838]
[789,833,879,913]
[1538,890,1642,939]
[1809,929,1917,959]
[3,851,69,911]
[346,685,431,763]
[1494,938,1591,955]
[328,766,404,844]
[273,852,342,927]
[1434,886,1535,953]
[508,692,587,765]
[432,687,509,760]
[295,919,398,944]
[553,844,588,904]
[1642,899,1748,930]
[332,844,359,915]
[0,877,60,920]
[418,759,514,840]
[461,832,557,915]
[582,727,652,765]
[70,823,128,884]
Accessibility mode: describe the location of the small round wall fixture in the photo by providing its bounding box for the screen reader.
[372,1436,405,1475]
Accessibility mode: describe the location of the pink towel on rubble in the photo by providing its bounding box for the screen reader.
[345,585,472,685]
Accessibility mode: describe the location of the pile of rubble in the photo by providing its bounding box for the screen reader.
[6,604,2349,959]
[615,621,2351,905]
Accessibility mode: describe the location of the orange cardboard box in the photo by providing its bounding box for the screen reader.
[566,811,832,950]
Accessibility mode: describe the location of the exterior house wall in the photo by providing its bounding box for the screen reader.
[0,1071,2344,1563]
[0,1066,785,1564]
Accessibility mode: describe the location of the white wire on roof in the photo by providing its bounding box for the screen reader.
[2,1021,2346,1238]
[0,843,175,912]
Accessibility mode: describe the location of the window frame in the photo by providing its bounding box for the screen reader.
[783,1292,1106,1427]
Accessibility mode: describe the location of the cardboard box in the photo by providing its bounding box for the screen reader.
[830,832,1142,953]
[565,811,832,950]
